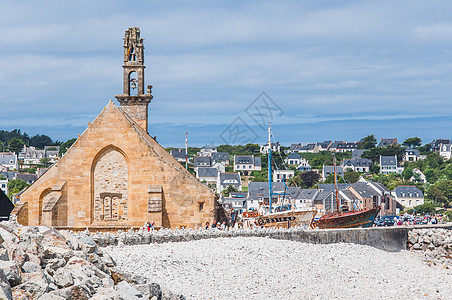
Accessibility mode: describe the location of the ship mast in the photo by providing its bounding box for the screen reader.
[185,132,188,169]
[268,124,273,213]
[333,153,340,214]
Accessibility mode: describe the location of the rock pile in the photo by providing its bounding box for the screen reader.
[408,228,452,268]
[0,221,184,300]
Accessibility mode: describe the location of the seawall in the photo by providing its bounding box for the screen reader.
[91,223,452,252]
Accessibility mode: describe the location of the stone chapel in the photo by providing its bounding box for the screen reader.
[12,27,217,230]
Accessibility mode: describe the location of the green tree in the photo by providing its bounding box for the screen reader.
[402,137,422,148]
[7,138,24,154]
[291,171,321,188]
[59,138,77,156]
[413,202,437,215]
[417,144,432,155]
[7,179,29,198]
[358,135,377,149]
[344,170,359,183]
[427,180,452,207]
[222,185,238,196]
[29,134,54,149]
[39,157,50,167]
[402,168,413,180]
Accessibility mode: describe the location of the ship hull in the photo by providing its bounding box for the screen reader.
[254,209,317,229]
[316,207,381,229]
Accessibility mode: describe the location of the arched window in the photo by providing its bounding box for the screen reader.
[128,71,138,96]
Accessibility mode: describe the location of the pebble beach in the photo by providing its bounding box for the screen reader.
[105,236,452,300]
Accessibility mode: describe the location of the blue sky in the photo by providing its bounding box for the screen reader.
[1,1,452,147]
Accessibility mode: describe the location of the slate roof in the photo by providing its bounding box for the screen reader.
[289,143,304,151]
[404,148,420,156]
[336,142,359,150]
[219,172,241,186]
[212,152,229,162]
[351,149,366,158]
[16,174,37,183]
[342,158,372,167]
[318,141,332,149]
[197,167,218,178]
[235,155,253,164]
[351,183,381,198]
[248,182,317,201]
[380,156,397,166]
[0,171,17,180]
[329,141,341,149]
[392,186,423,198]
[440,144,452,152]
[287,153,302,160]
[379,138,398,147]
[194,156,212,167]
[170,149,186,159]
[322,166,344,175]
[0,153,17,166]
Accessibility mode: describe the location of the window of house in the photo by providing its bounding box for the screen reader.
[198,202,204,211]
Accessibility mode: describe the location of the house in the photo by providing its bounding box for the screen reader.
[285,153,302,165]
[221,192,247,213]
[334,141,359,152]
[0,152,18,171]
[341,158,372,173]
[317,141,332,151]
[273,169,295,183]
[306,143,319,153]
[233,155,262,176]
[15,173,37,184]
[194,156,212,170]
[351,149,366,159]
[260,142,280,154]
[322,165,344,181]
[197,145,217,157]
[44,146,60,164]
[170,149,187,162]
[317,182,396,216]
[314,188,354,214]
[392,186,424,209]
[217,172,242,193]
[403,148,421,162]
[13,27,216,230]
[411,168,426,184]
[0,178,8,195]
[379,138,398,147]
[19,146,49,166]
[286,143,304,154]
[196,168,218,188]
[212,152,229,165]
[328,141,340,152]
[379,156,403,175]
[439,144,452,160]
[0,189,14,221]
[247,182,317,211]
[431,139,451,152]
[296,160,312,172]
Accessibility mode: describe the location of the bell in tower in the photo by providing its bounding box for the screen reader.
[115,27,153,132]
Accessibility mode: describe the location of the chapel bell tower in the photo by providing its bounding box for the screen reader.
[115,27,153,132]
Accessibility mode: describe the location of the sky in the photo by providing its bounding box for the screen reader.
[1,1,452,147]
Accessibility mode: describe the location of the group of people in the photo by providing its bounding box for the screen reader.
[143,221,155,231]
[204,220,227,230]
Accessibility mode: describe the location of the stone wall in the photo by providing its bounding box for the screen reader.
[91,226,410,252]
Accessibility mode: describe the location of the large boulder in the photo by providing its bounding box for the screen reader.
[115,281,144,299]
[53,268,74,289]
[0,260,21,287]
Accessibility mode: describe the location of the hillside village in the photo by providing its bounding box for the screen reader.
[1,130,452,220]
